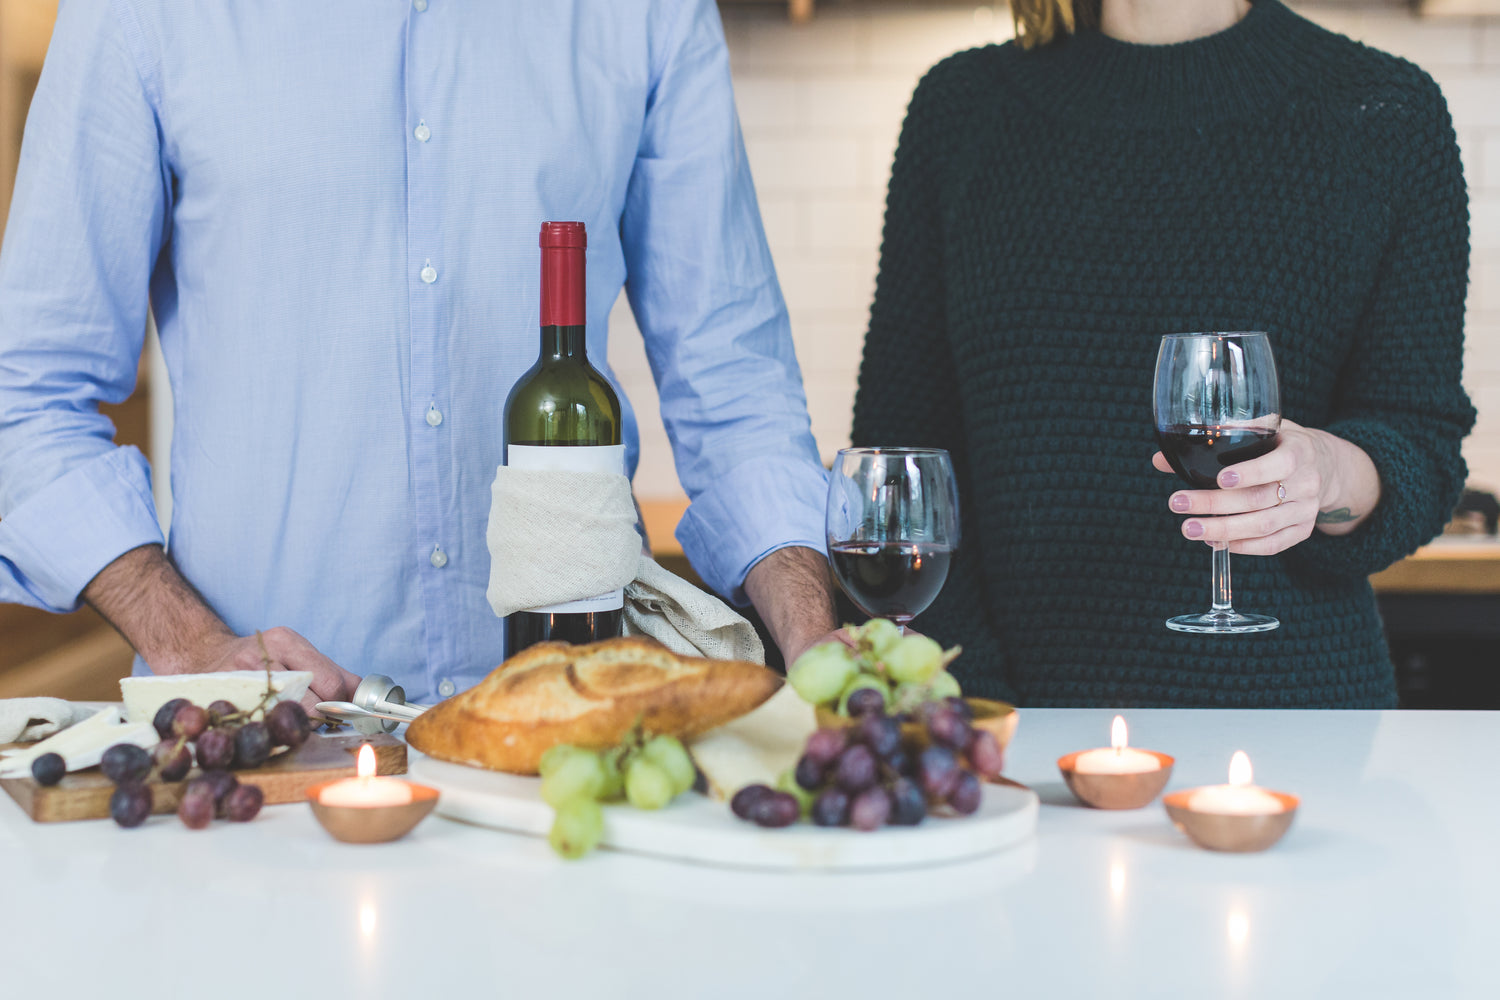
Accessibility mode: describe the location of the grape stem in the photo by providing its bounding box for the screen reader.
[147,733,191,784]
[205,631,284,728]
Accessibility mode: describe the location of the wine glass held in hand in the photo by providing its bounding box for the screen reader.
[1153,332,1281,634]
[826,448,960,632]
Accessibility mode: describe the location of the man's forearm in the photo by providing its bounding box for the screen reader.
[83,544,234,674]
[742,545,839,668]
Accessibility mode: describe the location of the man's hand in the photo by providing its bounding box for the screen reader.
[192,628,361,713]
[84,544,358,711]
[742,545,839,668]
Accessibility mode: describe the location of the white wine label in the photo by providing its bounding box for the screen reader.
[506,444,625,476]
[504,444,627,613]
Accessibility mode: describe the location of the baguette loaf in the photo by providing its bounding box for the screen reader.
[405,636,782,774]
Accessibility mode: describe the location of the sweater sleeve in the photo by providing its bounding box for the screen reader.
[850,58,1017,703]
[1283,79,1475,582]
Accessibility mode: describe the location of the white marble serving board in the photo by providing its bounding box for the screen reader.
[410,755,1038,871]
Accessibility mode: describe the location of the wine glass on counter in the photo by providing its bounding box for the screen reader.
[1153,331,1281,633]
[826,447,960,632]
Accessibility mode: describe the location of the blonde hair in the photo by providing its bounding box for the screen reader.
[1011,0,1102,49]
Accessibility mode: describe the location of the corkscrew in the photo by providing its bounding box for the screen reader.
[316,674,432,734]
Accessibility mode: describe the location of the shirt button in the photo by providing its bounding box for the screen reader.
[420,264,437,284]
[425,403,443,427]
[430,544,448,568]
[437,679,456,698]
[414,121,431,143]
[414,0,428,11]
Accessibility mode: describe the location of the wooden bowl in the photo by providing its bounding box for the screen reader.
[1163,789,1299,852]
[1057,750,1175,810]
[305,781,439,844]
[814,697,1018,754]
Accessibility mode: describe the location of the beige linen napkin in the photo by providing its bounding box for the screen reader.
[0,697,88,745]
[625,555,764,664]
[487,466,764,665]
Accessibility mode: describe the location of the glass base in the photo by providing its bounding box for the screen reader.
[1165,611,1280,634]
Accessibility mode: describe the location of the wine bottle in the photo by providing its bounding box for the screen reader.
[503,221,625,654]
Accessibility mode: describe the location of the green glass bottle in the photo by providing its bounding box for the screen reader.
[503,221,625,653]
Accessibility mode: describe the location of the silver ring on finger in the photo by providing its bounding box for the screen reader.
[1275,481,1288,506]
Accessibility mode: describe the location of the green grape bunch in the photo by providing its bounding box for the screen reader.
[788,619,962,717]
[538,728,697,860]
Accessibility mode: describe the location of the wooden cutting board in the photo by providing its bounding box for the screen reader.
[411,755,1038,871]
[1,733,406,822]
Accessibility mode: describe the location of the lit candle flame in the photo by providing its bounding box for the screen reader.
[357,742,376,779]
[1228,750,1252,788]
[1111,715,1128,754]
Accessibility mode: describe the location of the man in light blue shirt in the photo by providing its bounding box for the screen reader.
[0,0,838,705]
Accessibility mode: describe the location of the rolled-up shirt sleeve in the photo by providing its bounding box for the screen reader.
[620,0,827,603]
[0,0,169,611]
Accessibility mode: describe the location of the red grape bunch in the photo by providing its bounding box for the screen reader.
[731,696,1005,832]
[95,694,311,829]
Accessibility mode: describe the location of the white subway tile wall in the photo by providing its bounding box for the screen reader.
[609,3,1500,502]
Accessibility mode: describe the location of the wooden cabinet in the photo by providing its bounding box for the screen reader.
[0,0,56,235]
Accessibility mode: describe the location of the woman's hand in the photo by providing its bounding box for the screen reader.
[1153,419,1382,555]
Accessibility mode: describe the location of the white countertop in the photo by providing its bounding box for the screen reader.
[3,708,1496,1000]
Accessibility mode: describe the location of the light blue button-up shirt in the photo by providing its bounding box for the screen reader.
[0,0,827,701]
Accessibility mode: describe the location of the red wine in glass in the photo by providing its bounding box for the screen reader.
[1156,425,1279,491]
[826,447,960,630]
[1152,331,1281,634]
[828,541,954,623]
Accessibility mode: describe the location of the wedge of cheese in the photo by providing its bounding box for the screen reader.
[120,670,314,724]
[0,707,159,778]
[688,684,817,801]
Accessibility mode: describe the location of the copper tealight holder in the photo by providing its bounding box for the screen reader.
[305,780,440,844]
[1057,750,1175,810]
[1162,789,1299,852]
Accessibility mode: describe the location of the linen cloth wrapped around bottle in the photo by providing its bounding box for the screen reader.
[486,466,765,665]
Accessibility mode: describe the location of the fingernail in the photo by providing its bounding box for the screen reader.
[1220,470,1240,488]
[1185,521,1205,538]
[1170,494,1191,513]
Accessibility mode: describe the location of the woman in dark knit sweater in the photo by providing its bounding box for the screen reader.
[851,0,1474,708]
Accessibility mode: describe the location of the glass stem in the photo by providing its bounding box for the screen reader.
[1210,542,1233,616]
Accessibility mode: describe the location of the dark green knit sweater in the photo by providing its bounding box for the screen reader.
[850,0,1474,709]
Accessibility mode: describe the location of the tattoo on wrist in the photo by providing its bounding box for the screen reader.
[1317,507,1358,524]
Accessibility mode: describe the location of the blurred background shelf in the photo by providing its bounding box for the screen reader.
[1370,538,1500,592]
[1371,537,1500,709]
[0,611,133,701]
